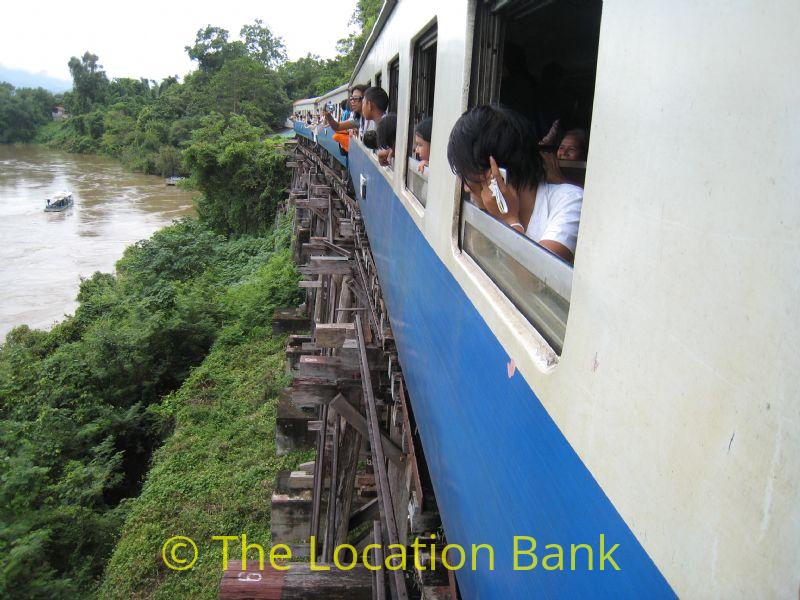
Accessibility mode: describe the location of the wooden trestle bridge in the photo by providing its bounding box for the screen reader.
[218,137,456,600]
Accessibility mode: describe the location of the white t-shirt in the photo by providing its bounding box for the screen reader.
[525,182,583,253]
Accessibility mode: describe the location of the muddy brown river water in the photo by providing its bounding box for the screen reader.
[0,145,195,341]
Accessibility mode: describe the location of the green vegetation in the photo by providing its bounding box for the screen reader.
[0,0,383,176]
[96,322,313,599]
[0,114,301,597]
[0,83,56,143]
[0,211,305,598]
[0,2,386,597]
[184,114,289,236]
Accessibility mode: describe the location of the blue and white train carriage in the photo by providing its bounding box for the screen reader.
[295,0,800,597]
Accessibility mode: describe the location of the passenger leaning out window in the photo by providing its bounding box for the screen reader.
[376,113,398,167]
[361,87,390,138]
[414,117,432,173]
[323,84,367,134]
[447,105,583,263]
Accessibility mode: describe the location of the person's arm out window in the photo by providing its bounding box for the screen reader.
[538,187,582,264]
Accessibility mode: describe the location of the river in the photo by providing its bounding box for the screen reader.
[0,145,195,341]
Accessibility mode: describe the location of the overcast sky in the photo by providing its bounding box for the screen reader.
[1,0,359,82]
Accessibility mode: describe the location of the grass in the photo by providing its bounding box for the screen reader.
[96,329,313,599]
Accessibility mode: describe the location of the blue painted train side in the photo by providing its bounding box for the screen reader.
[293,122,348,167]
[342,141,675,598]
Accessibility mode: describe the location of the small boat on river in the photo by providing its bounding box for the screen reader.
[44,191,73,212]
[165,176,184,186]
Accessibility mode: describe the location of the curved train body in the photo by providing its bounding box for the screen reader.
[294,1,800,597]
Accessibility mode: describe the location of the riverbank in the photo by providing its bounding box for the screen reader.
[0,209,307,598]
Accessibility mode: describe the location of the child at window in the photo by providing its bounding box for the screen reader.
[414,117,432,173]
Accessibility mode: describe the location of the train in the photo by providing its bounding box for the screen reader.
[292,83,350,122]
[290,0,800,597]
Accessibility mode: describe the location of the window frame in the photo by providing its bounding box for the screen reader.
[456,0,602,356]
[388,55,400,113]
[404,21,438,208]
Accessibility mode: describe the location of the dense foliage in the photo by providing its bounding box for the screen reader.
[0,2,386,597]
[0,0,383,174]
[184,114,290,235]
[0,83,56,143]
[96,316,313,599]
[0,215,303,598]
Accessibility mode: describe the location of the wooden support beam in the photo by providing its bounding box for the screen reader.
[332,419,363,548]
[310,184,331,196]
[310,255,349,264]
[348,497,379,531]
[219,562,372,600]
[329,395,404,466]
[319,239,353,258]
[394,376,425,505]
[294,197,330,211]
[322,413,341,562]
[297,355,361,381]
[287,334,313,346]
[290,380,338,408]
[373,521,386,600]
[338,220,354,239]
[309,197,332,209]
[276,394,316,455]
[355,316,408,600]
[314,323,356,348]
[299,261,353,276]
[273,308,311,333]
[298,279,323,289]
[310,404,329,556]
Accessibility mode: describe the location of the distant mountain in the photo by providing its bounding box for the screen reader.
[0,65,72,93]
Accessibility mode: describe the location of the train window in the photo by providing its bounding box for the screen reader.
[460,0,602,354]
[406,22,437,207]
[375,71,382,90]
[388,56,399,113]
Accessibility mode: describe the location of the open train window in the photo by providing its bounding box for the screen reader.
[375,72,382,90]
[406,22,437,207]
[388,56,400,113]
[460,0,602,354]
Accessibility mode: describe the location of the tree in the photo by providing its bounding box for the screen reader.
[155,145,182,176]
[66,52,109,114]
[279,0,383,103]
[0,83,56,142]
[279,54,329,99]
[184,113,290,235]
[208,56,289,129]
[185,26,247,74]
[240,19,287,69]
[334,0,384,74]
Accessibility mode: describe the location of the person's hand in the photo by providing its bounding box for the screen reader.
[377,148,392,166]
[485,156,521,226]
[541,151,567,184]
[417,159,428,173]
[540,119,560,145]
